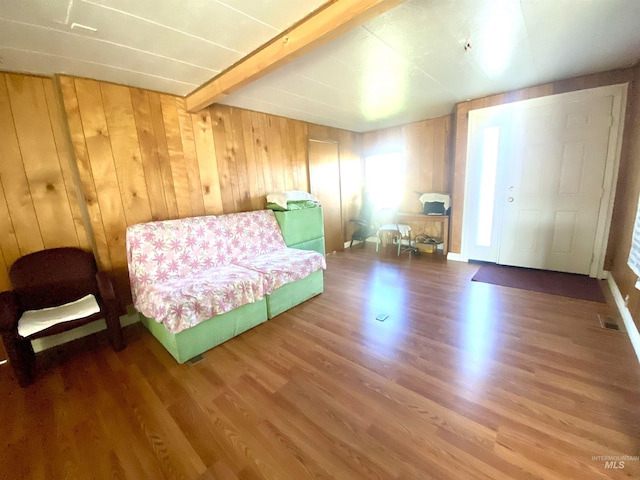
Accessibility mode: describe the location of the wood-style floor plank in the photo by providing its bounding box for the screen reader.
[1,247,639,479]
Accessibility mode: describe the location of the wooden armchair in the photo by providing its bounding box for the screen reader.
[0,247,124,387]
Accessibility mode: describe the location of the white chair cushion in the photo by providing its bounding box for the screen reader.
[18,294,101,338]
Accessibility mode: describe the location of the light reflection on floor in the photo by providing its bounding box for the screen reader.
[362,261,408,358]
[458,280,499,388]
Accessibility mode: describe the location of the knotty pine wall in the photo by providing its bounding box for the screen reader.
[450,67,637,254]
[0,73,90,291]
[57,75,360,303]
[361,116,453,240]
[362,115,453,213]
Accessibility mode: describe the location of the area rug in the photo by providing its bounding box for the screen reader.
[471,263,606,303]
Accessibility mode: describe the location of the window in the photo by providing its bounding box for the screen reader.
[365,152,405,210]
[476,127,500,247]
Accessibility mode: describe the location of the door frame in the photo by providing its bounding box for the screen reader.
[308,137,343,252]
[460,83,628,278]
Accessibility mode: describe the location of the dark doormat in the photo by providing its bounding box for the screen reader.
[471,263,606,303]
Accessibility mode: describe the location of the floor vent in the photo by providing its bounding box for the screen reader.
[598,314,626,333]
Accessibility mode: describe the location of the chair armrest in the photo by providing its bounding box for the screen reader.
[0,291,21,333]
[95,271,117,302]
[349,219,367,226]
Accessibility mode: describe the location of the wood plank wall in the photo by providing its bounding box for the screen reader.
[362,115,453,214]
[607,63,640,330]
[308,124,363,245]
[57,76,360,303]
[450,67,636,254]
[0,73,89,291]
[361,116,453,240]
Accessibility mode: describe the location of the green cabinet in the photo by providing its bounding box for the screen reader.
[274,206,325,255]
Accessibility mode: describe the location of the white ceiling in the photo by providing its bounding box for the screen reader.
[0,0,326,94]
[2,0,640,132]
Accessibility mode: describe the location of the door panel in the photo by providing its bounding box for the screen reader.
[497,95,613,274]
[308,139,343,253]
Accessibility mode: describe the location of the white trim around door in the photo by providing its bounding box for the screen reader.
[461,83,627,278]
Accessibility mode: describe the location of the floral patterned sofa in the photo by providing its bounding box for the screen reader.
[126,210,326,363]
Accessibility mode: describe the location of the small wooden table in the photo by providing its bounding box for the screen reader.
[396,213,449,255]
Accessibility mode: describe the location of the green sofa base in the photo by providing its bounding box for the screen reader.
[289,237,325,255]
[274,207,324,245]
[140,298,268,363]
[266,269,324,319]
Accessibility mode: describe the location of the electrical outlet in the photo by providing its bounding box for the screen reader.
[624,294,630,307]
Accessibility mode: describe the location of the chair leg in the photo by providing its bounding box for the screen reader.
[2,333,35,387]
[105,310,125,352]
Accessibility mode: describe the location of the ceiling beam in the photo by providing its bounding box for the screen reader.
[185,0,405,113]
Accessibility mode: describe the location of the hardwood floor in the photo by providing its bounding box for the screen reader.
[2,246,639,479]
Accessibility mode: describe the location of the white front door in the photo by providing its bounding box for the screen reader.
[498,95,614,274]
[463,84,625,276]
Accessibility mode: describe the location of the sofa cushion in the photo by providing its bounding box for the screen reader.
[237,248,326,294]
[135,264,264,334]
[217,210,287,263]
[126,216,230,303]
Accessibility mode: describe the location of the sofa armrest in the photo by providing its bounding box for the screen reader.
[0,291,21,333]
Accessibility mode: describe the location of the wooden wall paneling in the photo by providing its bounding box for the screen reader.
[209,105,238,213]
[255,112,275,195]
[418,120,435,206]
[162,95,203,218]
[191,108,223,215]
[0,179,20,276]
[337,129,363,239]
[433,117,449,192]
[58,76,112,270]
[399,123,416,213]
[308,123,364,246]
[292,120,310,193]
[129,87,169,222]
[127,88,171,220]
[218,106,245,212]
[44,80,90,251]
[0,75,46,256]
[265,116,286,193]
[6,75,79,250]
[148,91,179,219]
[100,83,154,227]
[361,117,452,215]
[240,109,265,211]
[307,124,329,141]
[0,83,28,270]
[309,139,343,252]
[176,98,208,217]
[74,78,128,270]
[0,249,10,293]
[278,117,297,191]
[229,107,253,212]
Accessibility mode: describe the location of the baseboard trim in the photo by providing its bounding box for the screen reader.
[606,272,640,363]
[344,240,363,248]
[32,311,140,353]
[446,252,465,262]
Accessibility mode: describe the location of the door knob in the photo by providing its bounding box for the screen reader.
[507,197,514,202]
